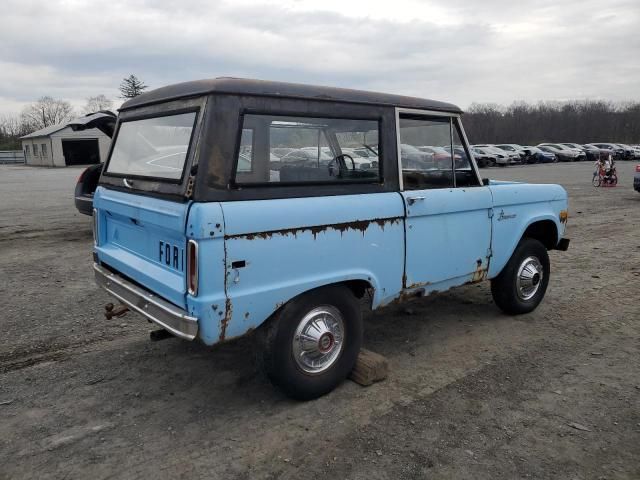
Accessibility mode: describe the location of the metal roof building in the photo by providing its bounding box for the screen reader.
[21,121,110,167]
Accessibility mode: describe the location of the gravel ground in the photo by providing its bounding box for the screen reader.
[0,162,639,480]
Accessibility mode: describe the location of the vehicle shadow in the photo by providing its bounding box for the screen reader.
[91,284,499,412]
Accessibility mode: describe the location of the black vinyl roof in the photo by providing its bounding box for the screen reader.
[120,77,462,113]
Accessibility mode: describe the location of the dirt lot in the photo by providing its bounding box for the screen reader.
[1,162,639,480]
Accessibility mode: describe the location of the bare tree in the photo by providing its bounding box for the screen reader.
[83,94,113,114]
[20,96,75,132]
[119,75,148,99]
[0,114,31,149]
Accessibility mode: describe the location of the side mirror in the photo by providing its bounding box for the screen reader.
[482,178,490,186]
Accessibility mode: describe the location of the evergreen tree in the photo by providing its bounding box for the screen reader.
[119,75,148,99]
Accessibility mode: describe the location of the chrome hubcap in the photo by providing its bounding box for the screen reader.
[292,306,345,374]
[516,256,544,301]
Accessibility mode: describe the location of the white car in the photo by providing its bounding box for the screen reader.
[472,145,512,166]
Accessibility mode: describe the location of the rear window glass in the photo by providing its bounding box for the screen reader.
[234,114,380,185]
[106,112,197,180]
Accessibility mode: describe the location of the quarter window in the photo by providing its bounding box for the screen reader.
[234,114,380,184]
[237,128,254,172]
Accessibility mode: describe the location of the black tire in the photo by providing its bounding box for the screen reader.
[258,285,362,400]
[592,173,601,187]
[491,238,550,315]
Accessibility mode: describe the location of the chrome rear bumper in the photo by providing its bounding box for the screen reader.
[94,263,198,340]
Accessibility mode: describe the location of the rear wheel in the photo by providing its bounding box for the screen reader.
[258,285,362,400]
[609,173,618,186]
[491,238,550,315]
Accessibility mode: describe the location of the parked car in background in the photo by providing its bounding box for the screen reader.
[400,144,437,169]
[74,163,104,215]
[341,148,378,170]
[614,143,640,160]
[68,111,116,216]
[348,147,379,168]
[417,145,453,167]
[538,143,585,161]
[471,146,498,168]
[537,145,576,162]
[587,143,625,160]
[495,144,526,162]
[473,145,513,166]
[523,146,557,163]
[478,144,520,164]
[271,147,297,158]
[581,144,610,160]
[560,143,600,162]
[282,148,334,165]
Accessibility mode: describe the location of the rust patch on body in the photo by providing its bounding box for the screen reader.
[405,280,431,290]
[219,297,232,342]
[559,210,568,224]
[388,287,427,306]
[220,230,232,342]
[470,259,487,283]
[225,216,403,241]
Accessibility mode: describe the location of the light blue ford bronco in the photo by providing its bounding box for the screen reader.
[91,78,570,399]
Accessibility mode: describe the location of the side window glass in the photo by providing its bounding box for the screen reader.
[237,128,253,172]
[451,124,480,187]
[398,116,452,190]
[234,114,381,185]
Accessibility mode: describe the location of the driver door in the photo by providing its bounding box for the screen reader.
[398,111,493,289]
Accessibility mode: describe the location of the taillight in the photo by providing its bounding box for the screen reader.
[92,208,99,246]
[187,239,198,296]
[635,165,640,173]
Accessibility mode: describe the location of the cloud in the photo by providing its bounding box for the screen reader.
[0,0,638,116]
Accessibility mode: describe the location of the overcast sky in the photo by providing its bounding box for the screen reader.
[1,0,639,116]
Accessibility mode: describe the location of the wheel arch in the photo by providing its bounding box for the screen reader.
[489,214,561,278]
[213,272,381,346]
[268,277,376,320]
[522,219,558,250]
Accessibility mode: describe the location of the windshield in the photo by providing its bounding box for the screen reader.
[106,111,197,180]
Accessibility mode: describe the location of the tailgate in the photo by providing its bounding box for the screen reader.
[93,186,190,308]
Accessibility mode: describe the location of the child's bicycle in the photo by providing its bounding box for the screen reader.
[592,164,618,187]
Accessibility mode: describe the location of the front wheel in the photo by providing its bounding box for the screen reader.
[491,238,550,315]
[592,173,601,187]
[258,285,363,400]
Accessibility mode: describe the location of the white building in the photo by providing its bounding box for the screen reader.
[21,122,111,167]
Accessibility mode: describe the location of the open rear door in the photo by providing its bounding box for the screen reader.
[68,111,117,138]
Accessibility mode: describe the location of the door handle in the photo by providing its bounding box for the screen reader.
[407,196,425,205]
